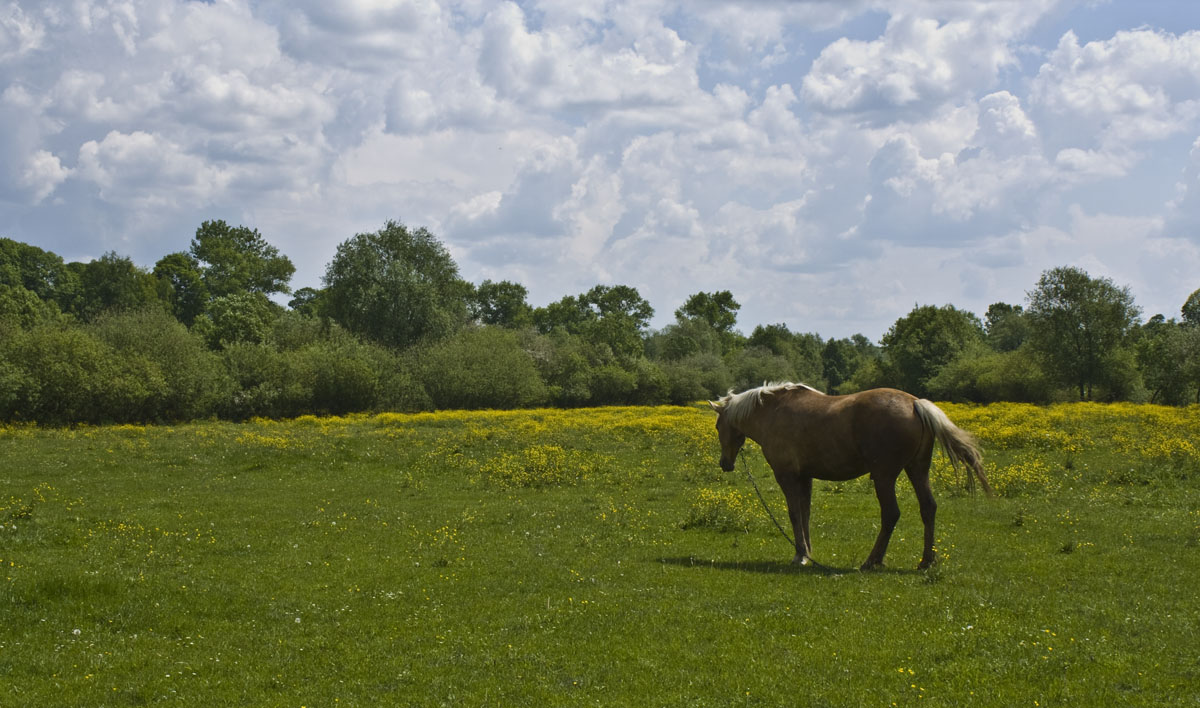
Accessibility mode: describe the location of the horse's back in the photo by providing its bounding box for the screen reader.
[769,387,928,477]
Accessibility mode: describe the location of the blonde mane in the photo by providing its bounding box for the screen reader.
[714,382,823,425]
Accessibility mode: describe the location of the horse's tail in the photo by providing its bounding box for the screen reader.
[913,399,994,497]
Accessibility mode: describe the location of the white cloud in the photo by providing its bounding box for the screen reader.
[5,0,1200,339]
[1031,29,1200,147]
[802,14,1013,121]
[21,149,71,202]
[75,130,229,208]
[0,1,44,61]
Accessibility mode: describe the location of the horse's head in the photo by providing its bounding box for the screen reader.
[708,400,746,472]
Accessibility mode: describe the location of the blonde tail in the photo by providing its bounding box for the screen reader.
[913,399,994,496]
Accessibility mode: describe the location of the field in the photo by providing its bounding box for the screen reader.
[2,402,1198,706]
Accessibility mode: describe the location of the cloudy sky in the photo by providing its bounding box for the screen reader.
[3,0,1200,339]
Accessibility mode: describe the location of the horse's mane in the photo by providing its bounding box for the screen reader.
[714,382,823,425]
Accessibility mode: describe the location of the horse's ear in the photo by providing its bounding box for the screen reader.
[708,401,721,412]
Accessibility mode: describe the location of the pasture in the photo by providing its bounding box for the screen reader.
[2,402,1197,706]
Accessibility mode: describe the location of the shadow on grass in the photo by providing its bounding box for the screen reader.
[656,556,926,577]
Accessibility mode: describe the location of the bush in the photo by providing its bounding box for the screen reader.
[89,308,232,421]
[729,346,796,392]
[414,326,548,410]
[589,363,638,405]
[927,346,1053,403]
[660,353,733,404]
[0,323,159,424]
[220,342,312,420]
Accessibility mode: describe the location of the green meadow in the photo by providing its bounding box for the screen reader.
[2,403,1197,706]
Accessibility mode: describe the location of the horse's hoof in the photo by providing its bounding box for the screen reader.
[860,560,883,571]
[792,554,812,566]
[918,558,936,570]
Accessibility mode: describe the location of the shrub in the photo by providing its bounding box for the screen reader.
[927,346,1053,403]
[660,353,733,404]
[89,308,232,421]
[729,346,796,391]
[220,342,312,420]
[414,326,548,410]
[0,323,159,424]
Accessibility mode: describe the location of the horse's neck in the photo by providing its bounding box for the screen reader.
[737,395,776,442]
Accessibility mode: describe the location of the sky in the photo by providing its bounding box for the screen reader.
[3,0,1200,340]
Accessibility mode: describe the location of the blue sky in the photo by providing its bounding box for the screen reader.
[3,0,1200,339]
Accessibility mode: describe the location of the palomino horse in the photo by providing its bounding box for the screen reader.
[710,383,991,570]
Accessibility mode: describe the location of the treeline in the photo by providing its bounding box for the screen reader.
[2,220,1199,425]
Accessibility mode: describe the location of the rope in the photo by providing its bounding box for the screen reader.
[738,451,799,555]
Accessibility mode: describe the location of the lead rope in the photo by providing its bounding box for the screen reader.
[738,451,799,555]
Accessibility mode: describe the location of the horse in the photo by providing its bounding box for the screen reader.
[709,383,992,570]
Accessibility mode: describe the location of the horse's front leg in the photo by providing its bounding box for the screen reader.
[774,470,814,565]
[862,472,901,570]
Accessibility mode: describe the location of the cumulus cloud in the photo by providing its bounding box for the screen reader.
[21,149,71,203]
[802,14,1013,121]
[75,130,229,207]
[0,1,43,60]
[4,0,1200,338]
[1031,29,1200,149]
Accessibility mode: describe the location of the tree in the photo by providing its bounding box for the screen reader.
[534,284,654,362]
[287,287,326,318]
[1026,266,1141,400]
[674,290,741,354]
[323,220,471,349]
[675,290,739,332]
[190,220,295,298]
[646,318,724,361]
[153,252,208,326]
[472,280,533,328]
[881,304,984,397]
[197,292,279,348]
[1136,315,1191,405]
[746,323,825,387]
[0,237,79,312]
[69,252,162,321]
[984,302,1029,352]
[1182,288,1200,327]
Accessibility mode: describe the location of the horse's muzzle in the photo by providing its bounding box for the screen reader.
[719,458,735,472]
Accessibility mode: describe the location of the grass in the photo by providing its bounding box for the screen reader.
[1,403,1198,706]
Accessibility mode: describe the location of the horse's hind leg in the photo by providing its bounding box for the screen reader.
[906,464,938,570]
[862,471,901,570]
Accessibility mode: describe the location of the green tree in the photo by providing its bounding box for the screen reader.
[323,220,471,349]
[287,287,326,318]
[153,252,209,326]
[197,292,279,348]
[881,304,984,397]
[984,302,1030,352]
[675,290,739,332]
[746,323,825,387]
[69,252,162,321]
[1026,266,1141,400]
[534,284,653,363]
[674,290,741,354]
[0,284,64,328]
[190,220,295,298]
[472,280,533,328]
[646,318,724,361]
[1135,315,1191,405]
[1182,288,1200,327]
[821,339,856,391]
[0,237,80,311]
